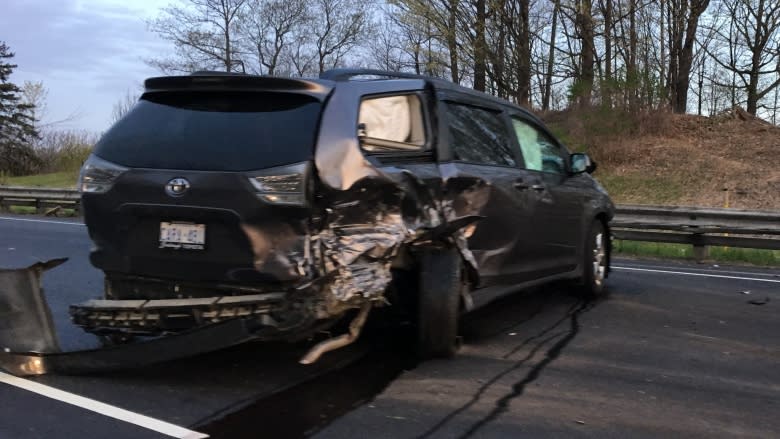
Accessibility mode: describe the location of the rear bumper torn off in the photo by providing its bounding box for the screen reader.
[69,293,288,336]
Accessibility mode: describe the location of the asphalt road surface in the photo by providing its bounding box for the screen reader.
[1,214,778,439]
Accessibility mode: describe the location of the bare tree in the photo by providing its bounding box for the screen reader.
[21,81,47,139]
[111,90,140,124]
[666,0,710,113]
[390,0,459,78]
[240,0,308,75]
[20,80,82,131]
[368,16,406,71]
[542,0,560,110]
[311,0,370,74]
[571,0,595,108]
[707,0,780,115]
[148,0,247,73]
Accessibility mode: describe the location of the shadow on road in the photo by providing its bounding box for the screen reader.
[203,286,604,439]
[416,287,599,439]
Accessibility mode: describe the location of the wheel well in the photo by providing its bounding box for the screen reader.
[594,213,612,276]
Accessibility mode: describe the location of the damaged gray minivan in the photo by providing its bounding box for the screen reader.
[74,69,614,363]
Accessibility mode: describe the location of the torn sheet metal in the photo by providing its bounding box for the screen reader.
[303,169,490,311]
[232,167,489,323]
[0,259,65,353]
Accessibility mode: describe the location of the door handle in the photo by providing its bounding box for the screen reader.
[513,180,531,190]
[514,179,546,191]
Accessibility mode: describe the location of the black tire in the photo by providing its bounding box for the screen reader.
[417,247,462,359]
[576,220,609,299]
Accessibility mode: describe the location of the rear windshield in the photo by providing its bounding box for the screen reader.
[93,91,322,171]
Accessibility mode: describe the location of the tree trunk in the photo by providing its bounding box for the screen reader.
[496,20,506,98]
[224,14,232,72]
[575,0,594,108]
[659,0,666,95]
[517,0,531,106]
[448,0,459,83]
[603,0,613,107]
[543,0,560,110]
[628,0,638,111]
[474,0,487,91]
[671,0,710,114]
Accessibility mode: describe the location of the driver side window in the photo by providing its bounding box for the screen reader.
[511,117,567,174]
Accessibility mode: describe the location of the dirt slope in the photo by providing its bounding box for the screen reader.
[573,109,780,210]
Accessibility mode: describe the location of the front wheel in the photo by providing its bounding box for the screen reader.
[576,220,609,299]
[417,247,462,359]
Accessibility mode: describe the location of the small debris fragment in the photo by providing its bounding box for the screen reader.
[575,420,586,425]
[508,332,517,336]
[747,297,770,305]
[740,290,751,295]
[3,347,9,353]
[712,264,719,268]
[7,248,14,251]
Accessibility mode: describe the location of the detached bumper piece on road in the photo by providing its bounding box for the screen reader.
[0,259,273,376]
[0,319,260,377]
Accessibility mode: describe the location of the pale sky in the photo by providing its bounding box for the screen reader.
[1,0,171,133]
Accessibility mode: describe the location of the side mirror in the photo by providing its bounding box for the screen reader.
[570,153,597,174]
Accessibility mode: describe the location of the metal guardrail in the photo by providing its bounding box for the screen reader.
[612,204,780,260]
[1,187,778,257]
[0,186,81,215]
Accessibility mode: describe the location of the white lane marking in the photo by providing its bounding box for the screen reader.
[0,372,207,439]
[0,216,84,226]
[613,266,780,284]
[615,262,780,278]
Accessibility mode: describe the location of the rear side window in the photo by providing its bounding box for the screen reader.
[445,103,516,166]
[358,94,426,151]
[93,92,322,171]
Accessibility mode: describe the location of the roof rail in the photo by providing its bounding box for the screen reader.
[319,68,431,81]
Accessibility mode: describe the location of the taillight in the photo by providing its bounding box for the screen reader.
[78,155,128,193]
[248,162,308,206]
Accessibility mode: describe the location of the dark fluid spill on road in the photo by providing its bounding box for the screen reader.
[198,325,417,439]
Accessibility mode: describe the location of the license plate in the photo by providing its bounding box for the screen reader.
[159,222,206,250]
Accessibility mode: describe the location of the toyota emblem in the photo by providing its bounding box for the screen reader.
[165,178,190,197]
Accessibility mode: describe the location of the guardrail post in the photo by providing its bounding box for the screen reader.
[691,233,709,263]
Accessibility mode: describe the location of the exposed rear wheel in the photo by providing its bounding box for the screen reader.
[577,220,609,299]
[417,247,462,359]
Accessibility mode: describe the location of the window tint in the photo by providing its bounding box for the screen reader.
[511,118,567,174]
[358,94,425,151]
[93,92,322,171]
[446,103,516,166]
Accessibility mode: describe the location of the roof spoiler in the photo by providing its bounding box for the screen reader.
[143,74,333,100]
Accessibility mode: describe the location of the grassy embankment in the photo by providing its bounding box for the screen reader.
[4,171,78,188]
[0,138,89,215]
[544,107,780,266]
